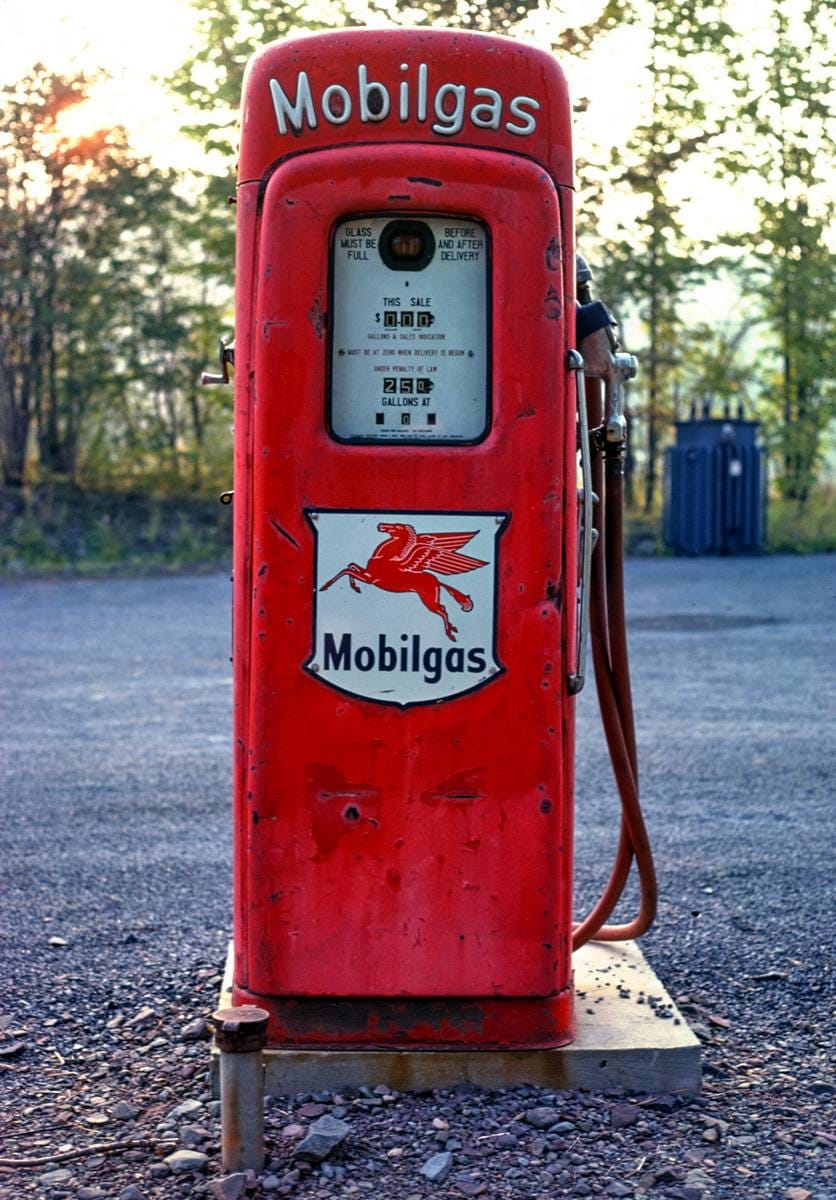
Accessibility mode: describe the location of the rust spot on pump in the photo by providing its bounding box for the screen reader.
[275,996,486,1038]
[544,286,562,321]
[308,297,326,340]
[546,238,562,271]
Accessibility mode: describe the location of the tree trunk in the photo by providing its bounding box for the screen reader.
[0,369,32,488]
[624,404,635,509]
[644,264,660,513]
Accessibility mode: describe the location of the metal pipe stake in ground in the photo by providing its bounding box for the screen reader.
[210,1005,269,1172]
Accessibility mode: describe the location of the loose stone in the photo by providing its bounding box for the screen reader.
[125,1005,156,1028]
[610,1103,640,1129]
[292,1114,350,1161]
[39,1170,73,1187]
[112,1100,139,1121]
[494,1133,519,1148]
[525,1107,561,1130]
[180,1123,213,1145]
[207,1174,248,1200]
[297,1102,327,1118]
[163,1149,209,1174]
[420,1151,454,1184]
[180,1017,209,1041]
[171,1098,204,1120]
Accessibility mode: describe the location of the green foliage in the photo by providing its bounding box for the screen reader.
[579,0,739,513]
[2,1,833,542]
[621,487,836,557]
[767,487,836,554]
[0,485,232,575]
[2,510,61,568]
[0,65,231,494]
[580,0,835,512]
[623,505,668,557]
[717,0,836,503]
[672,318,754,416]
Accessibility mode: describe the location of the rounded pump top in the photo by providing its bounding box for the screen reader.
[238,28,574,187]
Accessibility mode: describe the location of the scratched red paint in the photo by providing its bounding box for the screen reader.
[230,29,578,1048]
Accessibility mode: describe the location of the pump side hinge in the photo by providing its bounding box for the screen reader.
[202,338,235,386]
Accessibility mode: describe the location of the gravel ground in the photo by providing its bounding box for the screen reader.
[0,555,833,1200]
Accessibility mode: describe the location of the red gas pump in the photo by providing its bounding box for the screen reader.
[210,27,656,1051]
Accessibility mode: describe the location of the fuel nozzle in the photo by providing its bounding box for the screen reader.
[605,353,637,445]
[578,324,638,446]
[575,286,637,448]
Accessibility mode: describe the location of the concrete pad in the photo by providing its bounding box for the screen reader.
[213,940,700,1096]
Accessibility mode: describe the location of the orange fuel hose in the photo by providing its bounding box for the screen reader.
[572,378,657,951]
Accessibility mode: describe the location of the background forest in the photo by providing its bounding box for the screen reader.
[1,0,834,571]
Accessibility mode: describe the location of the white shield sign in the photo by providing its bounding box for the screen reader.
[306,510,508,707]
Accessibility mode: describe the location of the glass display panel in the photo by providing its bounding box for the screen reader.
[330,215,489,442]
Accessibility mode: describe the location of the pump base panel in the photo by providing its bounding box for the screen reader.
[215,941,701,1095]
[230,985,574,1051]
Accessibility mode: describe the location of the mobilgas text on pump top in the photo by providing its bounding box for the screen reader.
[269,62,541,139]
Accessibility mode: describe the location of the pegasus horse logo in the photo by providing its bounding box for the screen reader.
[320,522,487,642]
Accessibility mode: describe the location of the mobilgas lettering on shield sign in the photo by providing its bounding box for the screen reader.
[306,510,508,706]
